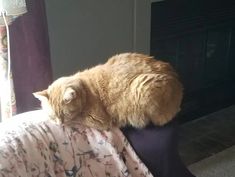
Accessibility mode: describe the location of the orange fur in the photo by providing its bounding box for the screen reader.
[34,53,183,130]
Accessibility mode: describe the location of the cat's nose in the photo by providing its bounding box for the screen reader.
[55,118,62,124]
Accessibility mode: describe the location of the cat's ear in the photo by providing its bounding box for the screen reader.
[63,87,77,104]
[33,90,49,101]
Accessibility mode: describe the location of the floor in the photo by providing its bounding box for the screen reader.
[178,105,235,165]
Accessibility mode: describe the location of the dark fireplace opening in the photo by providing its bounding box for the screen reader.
[151,0,235,123]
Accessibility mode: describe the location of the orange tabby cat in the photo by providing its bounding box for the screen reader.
[34,53,183,130]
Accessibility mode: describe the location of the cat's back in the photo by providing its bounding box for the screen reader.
[106,53,154,67]
[102,53,183,127]
[105,53,175,75]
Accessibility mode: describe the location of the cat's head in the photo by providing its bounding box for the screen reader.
[33,76,86,124]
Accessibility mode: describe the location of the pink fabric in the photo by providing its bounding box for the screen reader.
[0,110,153,177]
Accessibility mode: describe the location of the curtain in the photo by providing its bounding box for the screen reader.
[10,0,52,114]
[0,28,17,121]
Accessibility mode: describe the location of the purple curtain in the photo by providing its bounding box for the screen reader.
[10,0,52,113]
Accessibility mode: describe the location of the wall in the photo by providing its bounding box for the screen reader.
[45,0,152,79]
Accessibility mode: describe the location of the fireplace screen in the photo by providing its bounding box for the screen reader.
[151,0,235,122]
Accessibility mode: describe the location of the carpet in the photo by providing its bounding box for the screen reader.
[188,145,235,177]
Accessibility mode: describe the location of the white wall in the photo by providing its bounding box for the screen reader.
[45,0,152,79]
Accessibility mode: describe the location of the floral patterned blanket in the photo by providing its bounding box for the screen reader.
[0,110,153,177]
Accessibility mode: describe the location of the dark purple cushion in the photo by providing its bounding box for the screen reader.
[122,121,195,177]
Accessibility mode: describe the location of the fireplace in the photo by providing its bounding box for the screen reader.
[150,0,235,122]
